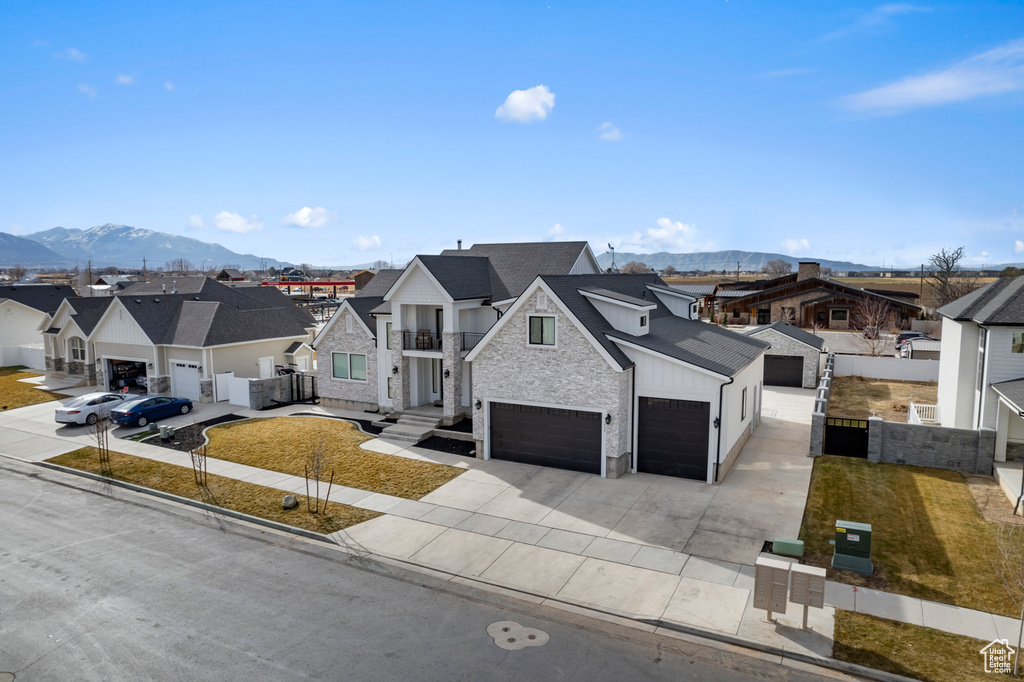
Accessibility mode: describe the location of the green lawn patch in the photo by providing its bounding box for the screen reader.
[834,610,995,682]
[0,366,68,410]
[800,455,1022,617]
[203,416,464,500]
[49,447,381,534]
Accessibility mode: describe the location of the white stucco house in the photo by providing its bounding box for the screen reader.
[315,241,769,483]
[0,284,78,369]
[43,277,316,402]
[936,277,1024,461]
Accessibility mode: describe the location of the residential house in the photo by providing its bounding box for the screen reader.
[724,262,920,328]
[43,277,316,401]
[936,277,1024,461]
[746,321,826,388]
[0,284,78,369]
[215,268,247,282]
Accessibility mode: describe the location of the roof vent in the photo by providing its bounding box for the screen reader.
[457,239,462,251]
[154,298,160,303]
[135,299,142,304]
[194,296,200,301]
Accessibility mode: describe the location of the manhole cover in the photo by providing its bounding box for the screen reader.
[487,621,549,651]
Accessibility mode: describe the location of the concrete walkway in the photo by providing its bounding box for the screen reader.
[0,385,1015,666]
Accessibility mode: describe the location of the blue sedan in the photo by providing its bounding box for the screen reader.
[110,394,193,427]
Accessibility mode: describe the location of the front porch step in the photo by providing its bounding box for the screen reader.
[396,414,441,428]
[380,423,434,444]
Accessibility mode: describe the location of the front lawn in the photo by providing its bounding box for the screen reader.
[0,366,68,411]
[827,376,938,422]
[800,455,1022,617]
[834,610,994,682]
[204,416,464,500]
[49,447,380,534]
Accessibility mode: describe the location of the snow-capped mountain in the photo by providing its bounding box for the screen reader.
[0,232,71,267]
[23,224,290,269]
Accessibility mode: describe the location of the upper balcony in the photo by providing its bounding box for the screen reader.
[401,330,486,353]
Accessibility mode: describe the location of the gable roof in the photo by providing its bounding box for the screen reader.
[540,274,768,376]
[356,268,403,300]
[438,241,594,300]
[66,297,116,335]
[937,277,1024,325]
[345,297,382,337]
[416,255,501,301]
[747,321,826,351]
[727,277,920,311]
[0,284,79,315]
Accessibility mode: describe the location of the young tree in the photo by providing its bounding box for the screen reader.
[928,246,980,307]
[90,413,113,476]
[762,259,792,279]
[620,261,650,274]
[852,297,898,356]
[179,421,208,487]
[304,435,335,514]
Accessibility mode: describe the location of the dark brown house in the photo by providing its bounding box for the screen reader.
[725,262,920,329]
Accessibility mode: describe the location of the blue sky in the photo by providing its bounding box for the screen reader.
[2,1,1023,268]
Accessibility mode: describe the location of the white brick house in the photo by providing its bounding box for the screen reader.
[746,321,826,389]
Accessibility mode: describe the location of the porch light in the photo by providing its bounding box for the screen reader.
[604,414,611,425]
[475,399,482,409]
[443,369,450,379]
[147,362,154,369]
[392,365,398,375]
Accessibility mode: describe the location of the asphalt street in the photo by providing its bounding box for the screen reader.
[0,459,844,681]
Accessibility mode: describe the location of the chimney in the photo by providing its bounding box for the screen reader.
[797,262,821,281]
[457,239,462,251]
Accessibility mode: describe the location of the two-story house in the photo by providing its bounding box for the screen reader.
[937,277,1024,461]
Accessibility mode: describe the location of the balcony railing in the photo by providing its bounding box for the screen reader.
[401,331,488,352]
[908,402,940,425]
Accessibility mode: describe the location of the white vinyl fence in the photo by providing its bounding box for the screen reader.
[228,376,252,407]
[833,355,939,382]
[0,345,45,370]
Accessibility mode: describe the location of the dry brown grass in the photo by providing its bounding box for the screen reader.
[0,366,68,411]
[205,416,464,500]
[834,610,993,682]
[49,447,381,533]
[827,375,938,422]
[800,455,1023,617]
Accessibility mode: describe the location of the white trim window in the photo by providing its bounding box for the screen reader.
[68,337,86,361]
[386,322,393,350]
[332,352,367,381]
[528,315,556,347]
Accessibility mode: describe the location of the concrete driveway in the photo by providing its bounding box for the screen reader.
[411,386,817,567]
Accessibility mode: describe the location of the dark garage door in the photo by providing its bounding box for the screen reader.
[489,402,602,474]
[764,354,803,387]
[637,397,710,481]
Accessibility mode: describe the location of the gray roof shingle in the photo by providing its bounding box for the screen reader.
[357,269,403,298]
[937,277,1024,325]
[345,297,384,336]
[992,377,1024,411]
[416,255,503,301]
[0,284,79,315]
[747,321,826,350]
[437,241,591,300]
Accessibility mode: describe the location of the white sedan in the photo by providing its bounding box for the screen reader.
[54,392,128,426]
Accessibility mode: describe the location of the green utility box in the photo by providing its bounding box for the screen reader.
[773,538,804,558]
[832,520,873,575]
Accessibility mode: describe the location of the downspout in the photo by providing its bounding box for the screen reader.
[629,365,636,473]
[715,376,735,483]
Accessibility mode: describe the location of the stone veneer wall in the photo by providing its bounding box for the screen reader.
[200,379,214,403]
[750,328,821,389]
[870,418,995,475]
[470,290,631,477]
[316,309,379,411]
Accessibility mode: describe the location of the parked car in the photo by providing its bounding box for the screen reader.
[109,394,192,427]
[895,331,928,348]
[54,392,127,426]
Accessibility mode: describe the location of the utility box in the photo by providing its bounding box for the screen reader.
[832,520,873,575]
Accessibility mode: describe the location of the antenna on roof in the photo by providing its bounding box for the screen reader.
[457,239,462,251]
[606,244,617,273]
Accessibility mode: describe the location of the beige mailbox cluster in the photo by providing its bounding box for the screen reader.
[753,556,826,630]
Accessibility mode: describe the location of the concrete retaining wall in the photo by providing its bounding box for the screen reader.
[868,420,994,475]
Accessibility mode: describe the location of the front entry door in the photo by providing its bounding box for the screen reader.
[431,358,443,403]
[757,308,771,325]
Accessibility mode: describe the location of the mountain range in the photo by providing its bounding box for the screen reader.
[0,224,291,270]
[596,250,879,273]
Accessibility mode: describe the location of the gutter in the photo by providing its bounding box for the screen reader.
[714,376,734,483]
[630,366,636,473]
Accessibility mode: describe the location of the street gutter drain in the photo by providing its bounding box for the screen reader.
[487,621,549,651]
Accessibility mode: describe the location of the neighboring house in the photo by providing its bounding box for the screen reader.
[746,321,826,389]
[466,274,766,483]
[316,241,769,484]
[723,262,920,328]
[43,277,316,401]
[0,284,78,368]
[215,268,246,282]
[936,277,1024,461]
[351,270,376,291]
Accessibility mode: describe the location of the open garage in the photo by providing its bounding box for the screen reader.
[106,359,148,394]
[488,402,602,474]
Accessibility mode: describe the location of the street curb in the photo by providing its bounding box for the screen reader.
[29,457,918,682]
[32,460,339,545]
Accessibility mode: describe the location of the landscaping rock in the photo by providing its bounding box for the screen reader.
[282,494,298,509]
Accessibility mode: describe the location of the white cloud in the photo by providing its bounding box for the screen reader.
[9,224,27,235]
[1016,240,1024,254]
[353,235,382,251]
[115,74,134,85]
[187,214,204,229]
[495,85,555,123]
[55,47,88,62]
[214,211,262,234]
[547,223,565,237]
[282,206,337,228]
[782,238,811,254]
[820,4,929,42]
[617,218,714,253]
[597,122,622,141]
[842,38,1024,114]
[164,81,175,92]
[77,84,97,99]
